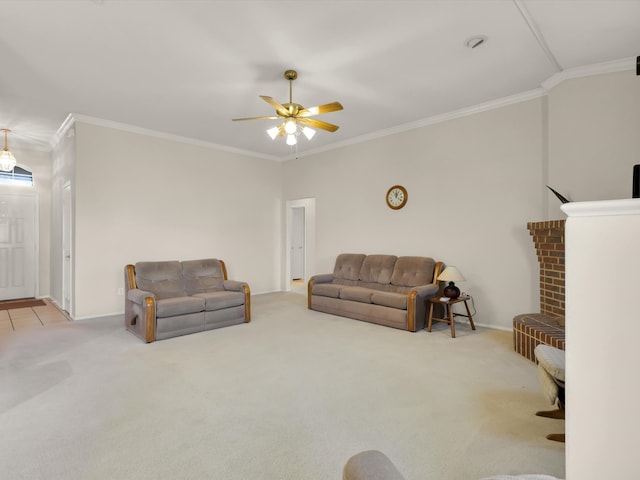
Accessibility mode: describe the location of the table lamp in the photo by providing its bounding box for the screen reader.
[437,266,465,299]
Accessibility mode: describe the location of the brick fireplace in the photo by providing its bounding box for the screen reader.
[512,220,566,362]
[527,219,565,319]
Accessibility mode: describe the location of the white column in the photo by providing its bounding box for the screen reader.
[562,199,640,479]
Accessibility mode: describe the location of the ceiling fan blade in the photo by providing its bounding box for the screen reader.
[298,117,340,132]
[260,95,289,116]
[232,115,280,121]
[298,102,344,117]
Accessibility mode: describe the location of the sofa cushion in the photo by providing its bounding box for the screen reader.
[339,286,373,303]
[333,253,366,281]
[312,283,342,298]
[135,261,185,299]
[534,344,565,382]
[371,291,408,310]
[193,291,245,311]
[391,256,435,287]
[359,255,397,284]
[156,296,205,317]
[182,258,224,294]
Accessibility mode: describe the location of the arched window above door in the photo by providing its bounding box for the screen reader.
[0,166,34,186]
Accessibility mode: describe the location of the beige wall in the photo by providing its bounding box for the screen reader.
[71,122,283,318]
[283,69,640,330]
[44,68,638,325]
[284,98,545,330]
[547,70,640,217]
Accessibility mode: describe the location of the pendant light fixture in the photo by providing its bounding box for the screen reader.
[0,129,17,172]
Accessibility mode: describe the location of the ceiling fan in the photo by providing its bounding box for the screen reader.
[232,69,343,146]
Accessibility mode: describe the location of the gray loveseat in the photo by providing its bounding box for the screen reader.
[124,258,250,343]
[308,254,443,332]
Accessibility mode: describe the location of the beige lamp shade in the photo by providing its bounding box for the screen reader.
[437,266,465,282]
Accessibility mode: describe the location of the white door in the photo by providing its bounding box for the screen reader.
[0,193,37,300]
[291,207,305,280]
[62,183,72,313]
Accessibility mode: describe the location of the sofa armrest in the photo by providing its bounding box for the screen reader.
[307,274,334,309]
[309,273,334,285]
[410,283,439,298]
[125,288,156,343]
[223,280,251,322]
[407,284,440,332]
[223,280,247,292]
[127,288,156,304]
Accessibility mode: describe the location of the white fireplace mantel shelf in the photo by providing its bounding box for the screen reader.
[561,198,640,217]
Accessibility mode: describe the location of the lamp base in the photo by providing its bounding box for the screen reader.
[444,282,460,299]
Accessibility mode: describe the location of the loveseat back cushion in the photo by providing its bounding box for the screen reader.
[333,253,366,281]
[135,261,185,299]
[390,256,435,287]
[358,255,397,285]
[182,258,225,294]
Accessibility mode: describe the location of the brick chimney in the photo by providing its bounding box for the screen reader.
[527,220,565,319]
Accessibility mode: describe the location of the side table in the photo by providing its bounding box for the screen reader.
[427,296,475,338]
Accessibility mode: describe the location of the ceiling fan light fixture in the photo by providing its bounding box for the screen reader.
[284,119,297,134]
[232,69,343,148]
[302,127,316,140]
[0,128,17,172]
[266,126,280,140]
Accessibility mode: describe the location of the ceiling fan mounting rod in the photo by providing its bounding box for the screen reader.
[285,69,297,104]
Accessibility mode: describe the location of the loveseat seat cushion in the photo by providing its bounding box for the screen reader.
[156,296,205,317]
[193,291,245,311]
[390,256,435,287]
[182,258,225,294]
[313,283,341,298]
[359,255,397,284]
[333,253,366,282]
[135,261,186,299]
[339,286,373,303]
[371,291,408,310]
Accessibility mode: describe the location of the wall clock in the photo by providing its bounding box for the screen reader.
[386,185,408,210]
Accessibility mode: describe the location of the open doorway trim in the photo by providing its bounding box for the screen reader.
[285,198,316,292]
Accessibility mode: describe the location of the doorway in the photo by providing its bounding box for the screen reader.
[62,183,72,314]
[0,192,38,301]
[285,198,316,293]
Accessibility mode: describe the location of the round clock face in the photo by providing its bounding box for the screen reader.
[386,185,407,210]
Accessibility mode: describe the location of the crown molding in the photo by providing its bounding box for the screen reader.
[50,57,637,162]
[66,113,281,162]
[542,57,635,90]
[288,88,547,160]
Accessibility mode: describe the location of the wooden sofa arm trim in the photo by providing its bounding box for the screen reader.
[433,261,444,284]
[144,297,156,343]
[125,264,136,289]
[242,284,251,322]
[220,259,228,280]
[307,277,315,309]
[407,290,417,332]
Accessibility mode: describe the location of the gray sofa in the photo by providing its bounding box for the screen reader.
[124,258,250,343]
[308,254,443,332]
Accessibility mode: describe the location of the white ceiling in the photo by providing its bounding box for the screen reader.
[1,0,639,160]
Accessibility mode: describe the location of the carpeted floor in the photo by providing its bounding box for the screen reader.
[0,292,564,480]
